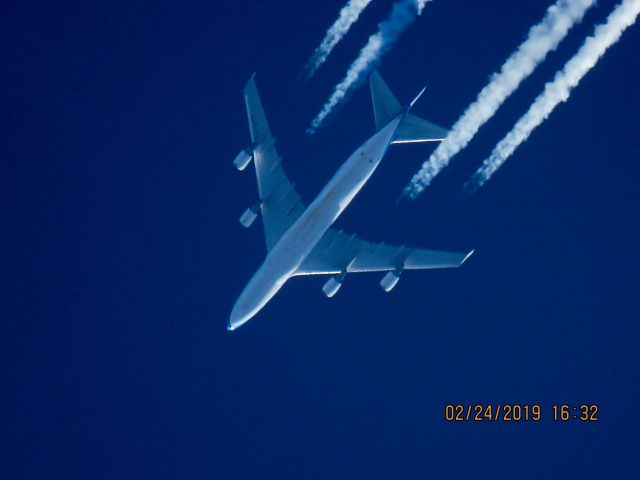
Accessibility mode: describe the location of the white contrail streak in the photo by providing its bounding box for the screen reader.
[305,0,375,78]
[403,0,595,199]
[469,0,640,190]
[308,0,431,134]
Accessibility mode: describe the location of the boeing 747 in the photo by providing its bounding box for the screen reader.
[229,71,473,330]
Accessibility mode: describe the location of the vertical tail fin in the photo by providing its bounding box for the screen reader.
[369,70,448,143]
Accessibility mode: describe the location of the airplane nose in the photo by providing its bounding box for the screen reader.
[228,301,252,332]
[228,308,241,331]
[228,262,289,331]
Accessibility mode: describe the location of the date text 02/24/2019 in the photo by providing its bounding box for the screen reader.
[444,404,599,422]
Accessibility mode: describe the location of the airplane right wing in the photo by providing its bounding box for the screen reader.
[243,75,306,252]
[295,228,473,275]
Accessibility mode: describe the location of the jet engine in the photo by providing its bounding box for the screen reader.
[233,148,253,171]
[380,269,401,292]
[239,203,261,228]
[322,273,345,298]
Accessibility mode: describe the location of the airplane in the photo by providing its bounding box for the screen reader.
[228,71,473,331]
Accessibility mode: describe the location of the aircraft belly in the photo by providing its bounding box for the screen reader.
[275,118,398,271]
[229,113,403,330]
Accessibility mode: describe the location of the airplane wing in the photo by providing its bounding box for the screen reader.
[244,75,306,251]
[295,228,473,275]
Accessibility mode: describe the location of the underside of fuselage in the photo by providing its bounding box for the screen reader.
[228,71,471,331]
[228,114,404,331]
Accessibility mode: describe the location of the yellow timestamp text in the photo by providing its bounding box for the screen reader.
[444,404,599,422]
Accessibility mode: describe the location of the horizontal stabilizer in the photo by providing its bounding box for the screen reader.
[370,70,403,130]
[392,113,448,144]
[369,70,448,143]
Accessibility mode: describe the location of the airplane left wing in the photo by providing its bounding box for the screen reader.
[243,75,306,252]
[295,228,473,275]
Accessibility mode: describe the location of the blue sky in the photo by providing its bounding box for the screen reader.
[2,1,639,478]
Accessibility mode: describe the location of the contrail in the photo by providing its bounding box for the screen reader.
[308,0,432,134]
[305,0,375,79]
[468,0,640,190]
[402,0,595,199]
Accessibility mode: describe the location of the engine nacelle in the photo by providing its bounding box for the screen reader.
[322,274,345,298]
[380,270,401,292]
[233,148,253,171]
[239,203,260,228]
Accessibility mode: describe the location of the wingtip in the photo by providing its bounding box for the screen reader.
[409,84,428,108]
[245,71,257,90]
[461,249,475,265]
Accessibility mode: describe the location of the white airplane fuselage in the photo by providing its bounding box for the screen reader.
[228,113,404,330]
